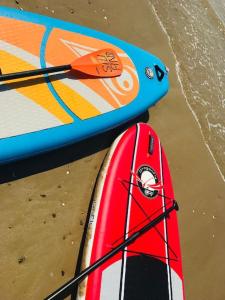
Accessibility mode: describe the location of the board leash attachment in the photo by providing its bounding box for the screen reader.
[44,200,178,300]
[0,48,122,82]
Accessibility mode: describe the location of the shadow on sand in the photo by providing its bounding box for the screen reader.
[0,111,149,184]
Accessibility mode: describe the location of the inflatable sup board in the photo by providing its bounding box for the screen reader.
[0,7,169,164]
[76,123,185,300]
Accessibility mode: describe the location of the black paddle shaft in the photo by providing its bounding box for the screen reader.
[0,64,71,81]
[45,200,179,300]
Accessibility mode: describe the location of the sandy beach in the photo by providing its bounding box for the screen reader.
[0,1,225,299]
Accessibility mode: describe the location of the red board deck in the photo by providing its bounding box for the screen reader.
[77,123,185,300]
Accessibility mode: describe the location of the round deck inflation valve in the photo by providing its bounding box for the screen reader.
[145,67,154,79]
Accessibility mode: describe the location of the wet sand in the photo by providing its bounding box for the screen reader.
[0,1,225,299]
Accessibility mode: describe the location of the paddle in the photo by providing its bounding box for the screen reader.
[0,48,122,82]
[44,200,178,300]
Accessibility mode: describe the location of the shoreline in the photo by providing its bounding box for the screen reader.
[150,0,225,182]
[151,2,225,183]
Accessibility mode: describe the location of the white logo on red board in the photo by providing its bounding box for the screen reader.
[136,165,162,198]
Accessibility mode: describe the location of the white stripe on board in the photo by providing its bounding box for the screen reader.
[120,123,140,300]
[159,140,172,300]
[0,39,41,67]
[100,260,123,300]
[0,89,62,138]
[59,77,114,113]
[171,268,184,300]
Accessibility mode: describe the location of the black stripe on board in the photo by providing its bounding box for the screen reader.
[124,255,170,300]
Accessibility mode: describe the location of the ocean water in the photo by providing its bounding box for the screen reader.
[149,0,225,181]
[208,0,225,25]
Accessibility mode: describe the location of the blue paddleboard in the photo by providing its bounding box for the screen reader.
[0,6,169,163]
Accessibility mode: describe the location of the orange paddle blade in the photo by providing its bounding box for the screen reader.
[70,48,123,77]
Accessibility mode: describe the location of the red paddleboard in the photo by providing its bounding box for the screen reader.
[76,123,185,300]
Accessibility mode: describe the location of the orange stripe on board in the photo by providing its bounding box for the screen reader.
[51,80,101,119]
[0,51,73,124]
[0,17,45,57]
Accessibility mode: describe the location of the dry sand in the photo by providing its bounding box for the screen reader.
[0,0,225,299]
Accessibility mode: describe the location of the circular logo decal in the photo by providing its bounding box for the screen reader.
[137,165,159,198]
